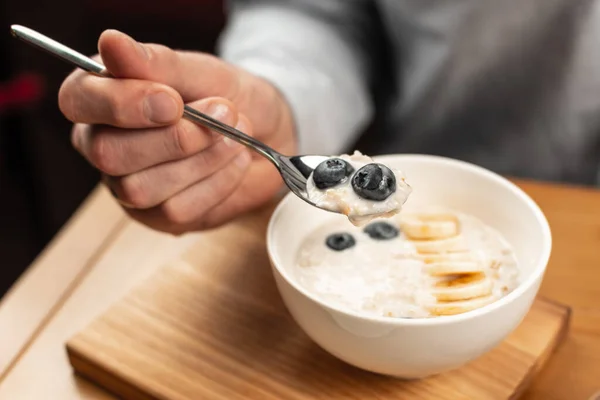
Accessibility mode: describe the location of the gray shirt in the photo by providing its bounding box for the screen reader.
[218,0,600,185]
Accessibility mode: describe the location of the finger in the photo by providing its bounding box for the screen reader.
[123,149,253,233]
[72,97,238,176]
[126,156,284,234]
[197,157,284,228]
[108,115,253,209]
[98,30,295,143]
[97,29,239,102]
[58,72,183,128]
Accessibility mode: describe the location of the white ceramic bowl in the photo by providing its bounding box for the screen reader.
[266,154,552,379]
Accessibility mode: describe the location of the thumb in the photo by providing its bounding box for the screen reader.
[98,30,237,102]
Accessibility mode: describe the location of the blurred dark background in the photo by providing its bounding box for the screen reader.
[0,0,226,297]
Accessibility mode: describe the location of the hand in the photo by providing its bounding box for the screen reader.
[58,30,297,234]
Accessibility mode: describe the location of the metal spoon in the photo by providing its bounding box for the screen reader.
[9,24,332,211]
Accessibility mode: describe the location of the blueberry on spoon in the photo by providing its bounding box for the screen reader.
[325,233,356,251]
[313,158,355,189]
[363,221,399,240]
[351,163,396,201]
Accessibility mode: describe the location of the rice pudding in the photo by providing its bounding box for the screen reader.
[306,151,412,226]
[293,208,520,318]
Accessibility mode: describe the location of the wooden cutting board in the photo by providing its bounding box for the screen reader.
[66,209,571,400]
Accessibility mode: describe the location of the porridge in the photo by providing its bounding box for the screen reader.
[306,151,412,226]
[293,208,520,318]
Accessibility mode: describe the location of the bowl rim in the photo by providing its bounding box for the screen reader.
[266,153,552,326]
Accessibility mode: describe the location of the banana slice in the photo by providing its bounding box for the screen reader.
[399,212,460,240]
[411,235,469,254]
[428,294,496,316]
[431,273,493,301]
[417,251,474,264]
[424,260,486,276]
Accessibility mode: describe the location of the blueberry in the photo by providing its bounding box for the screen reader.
[363,221,399,240]
[325,232,356,251]
[312,158,355,189]
[351,163,396,201]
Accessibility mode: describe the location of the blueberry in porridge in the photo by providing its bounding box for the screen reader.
[363,221,399,240]
[294,208,520,318]
[306,151,412,226]
[325,232,356,251]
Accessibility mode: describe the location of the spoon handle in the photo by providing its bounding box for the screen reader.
[9,24,281,166]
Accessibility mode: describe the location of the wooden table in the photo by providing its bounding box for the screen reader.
[0,180,599,400]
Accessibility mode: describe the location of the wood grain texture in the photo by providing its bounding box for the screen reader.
[0,217,201,399]
[511,180,600,400]
[0,179,598,400]
[0,185,126,379]
[65,204,571,400]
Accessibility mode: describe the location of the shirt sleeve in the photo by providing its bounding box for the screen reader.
[217,0,381,156]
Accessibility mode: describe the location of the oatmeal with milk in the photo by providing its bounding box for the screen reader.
[294,208,520,318]
[306,151,412,226]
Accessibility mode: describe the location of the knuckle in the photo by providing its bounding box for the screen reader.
[192,148,212,171]
[231,74,251,107]
[223,158,246,184]
[145,43,168,61]
[70,124,84,151]
[209,178,231,200]
[227,67,246,105]
[200,53,223,71]
[58,77,79,122]
[191,52,218,70]
[145,43,180,72]
[170,121,198,157]
[161,199,195,226]
[88,133,119,174]
[209,162,246,199]
[118,174,151,209]
[106,94,131,126]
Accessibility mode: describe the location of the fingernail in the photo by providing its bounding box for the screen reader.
[223,121,243,149]
[207,102,233,122]
[145,92,180,123]
[223,137,241,149]
[223,114,248,149]
[235,150,251,169]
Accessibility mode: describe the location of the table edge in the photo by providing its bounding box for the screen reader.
[0,185,128,380]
